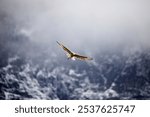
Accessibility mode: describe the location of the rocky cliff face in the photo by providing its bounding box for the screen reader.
[0,39,150,99]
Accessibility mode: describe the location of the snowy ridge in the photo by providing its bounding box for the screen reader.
[0,49,150,100]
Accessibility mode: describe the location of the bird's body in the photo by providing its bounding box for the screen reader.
[57,41,93,61]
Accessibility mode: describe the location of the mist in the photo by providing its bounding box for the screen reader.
[1,0,150,100]
[1,0,150,54]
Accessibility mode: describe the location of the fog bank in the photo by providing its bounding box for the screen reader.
[0,0,150,53]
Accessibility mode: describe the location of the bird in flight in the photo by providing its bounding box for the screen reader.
[57,41,93,61]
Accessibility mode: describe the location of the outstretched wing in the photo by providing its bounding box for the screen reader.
[56,41,73,55]
[74,53,93,61]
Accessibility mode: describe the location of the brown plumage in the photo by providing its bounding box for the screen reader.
[57,41,93,61]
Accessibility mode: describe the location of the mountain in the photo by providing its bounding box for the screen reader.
[0,38,150,99]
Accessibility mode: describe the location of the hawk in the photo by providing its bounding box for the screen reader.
[57,41,93,61]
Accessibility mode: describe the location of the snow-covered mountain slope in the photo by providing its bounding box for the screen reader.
[0,44,150,99]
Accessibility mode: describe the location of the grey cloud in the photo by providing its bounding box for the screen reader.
[1,0,150,54]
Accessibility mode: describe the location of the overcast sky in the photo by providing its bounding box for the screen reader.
[1,0,150,54]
